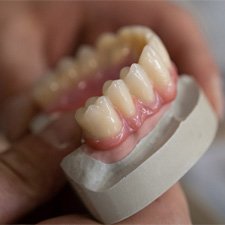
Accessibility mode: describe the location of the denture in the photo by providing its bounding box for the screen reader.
[33,26,177,162]
[32,26,217,224]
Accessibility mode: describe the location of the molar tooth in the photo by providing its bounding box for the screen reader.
[139,44,171,91]
[123,64,155,104]
[103,79,136,117]
[75,96,122,139]
[76,45,99,75]
[96,33,129,66]
[56,57,75,73]
[150,35,171,68]
[118,26,154,56]
[33,72,59,107]
[96,33,118,52]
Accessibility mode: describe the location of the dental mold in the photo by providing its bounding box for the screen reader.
[61,76,218,224]
[31,26,218,224]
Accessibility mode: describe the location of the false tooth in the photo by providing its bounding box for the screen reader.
[33,72,58,107]
[103,80,136,117]
[75,96,122,139]
[76,46,99,75]
[56,57,75,73]
[123,64,155,104]
[85,97,98,108]
[119,67,129,79]
[96,33,129,66]
[150,35,171,68]
[139,44,171,91]
[118,26,154,56]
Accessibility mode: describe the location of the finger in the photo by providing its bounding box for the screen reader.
[38,183,191,224]
[0,112,81,223]
[35,1,84,66]
[0,3,48,102]
[153,2,224,118]
[0,94,36,141]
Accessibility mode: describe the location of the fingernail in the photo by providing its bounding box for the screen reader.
[0,94,35,140]
[38,112,81,150]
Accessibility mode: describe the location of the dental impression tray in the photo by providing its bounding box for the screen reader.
[61,76,217,224]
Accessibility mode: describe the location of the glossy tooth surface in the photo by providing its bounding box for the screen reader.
[118,26,154,56]
[150,35,171,68]
[139,44,171,89]
[103,79,135,117]
[75,96,122,139]
[123,64,155,104]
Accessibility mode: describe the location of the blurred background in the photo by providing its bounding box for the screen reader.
[177,1,225,223]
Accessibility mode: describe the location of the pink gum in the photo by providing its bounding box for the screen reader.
[83,103,171,163]
[85,65,178,151]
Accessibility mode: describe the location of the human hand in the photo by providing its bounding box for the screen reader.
[0,1,223,223]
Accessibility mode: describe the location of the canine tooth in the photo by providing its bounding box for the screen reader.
[139,45,171,90]
[75,96,122,139]
[150,35,171,68]
[123,64,155,104]
[103,80,135,117]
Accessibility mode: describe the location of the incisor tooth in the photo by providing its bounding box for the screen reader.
[139,44,171,90]
[75,96,122,139]
[103,80,135,117]
[150,35,171,68]
[123,64,155,104]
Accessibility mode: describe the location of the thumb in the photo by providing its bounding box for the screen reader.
[0,111,81,223]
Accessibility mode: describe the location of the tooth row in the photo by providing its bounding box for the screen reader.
[75,26,174,140]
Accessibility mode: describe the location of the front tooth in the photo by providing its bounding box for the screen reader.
[103,79,136,117]
[139,44,171,90]
[150,35,171,68]
[75,96,122,139]
[123,64,155,104]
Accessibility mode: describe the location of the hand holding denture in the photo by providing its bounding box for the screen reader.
[0,1,223,224]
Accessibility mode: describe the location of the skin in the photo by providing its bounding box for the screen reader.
[0,1,223,224]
